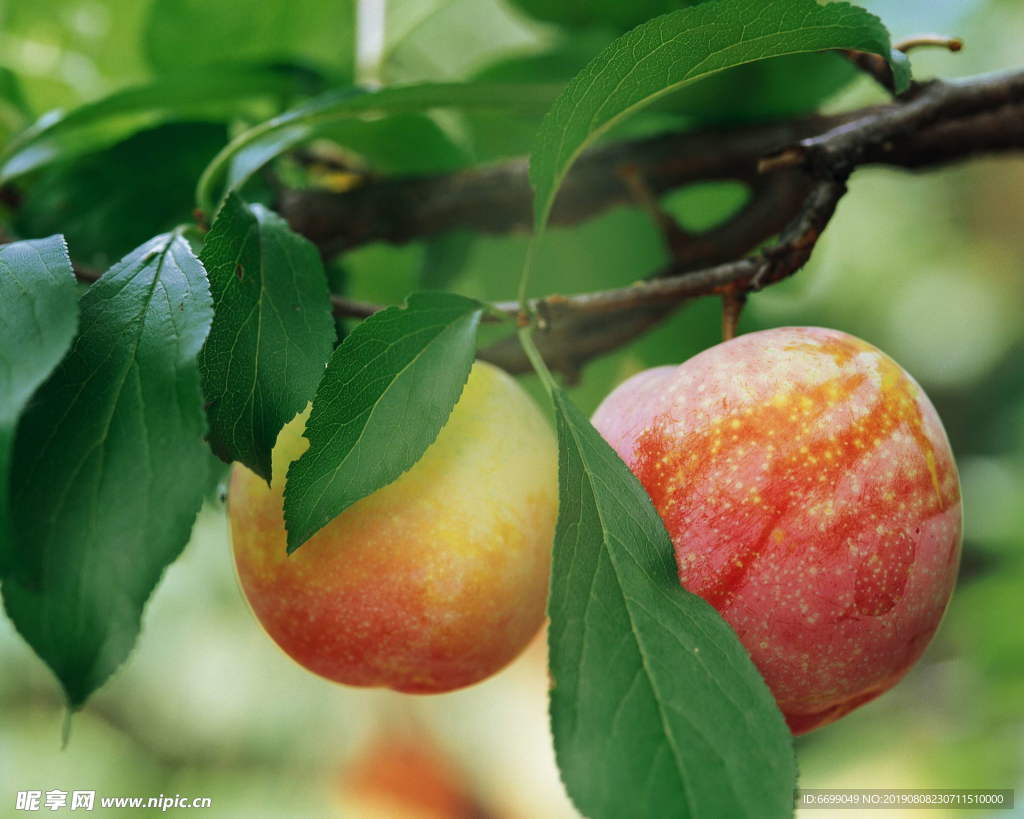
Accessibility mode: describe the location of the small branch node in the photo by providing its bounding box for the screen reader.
[840,49,895,92]
[74,264,101,284]
[758,147,805,173]
[749,259,772,291]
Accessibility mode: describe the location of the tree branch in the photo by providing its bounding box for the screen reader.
[308,68,1024,377]
[280,69,1024,257]
[60,68,1024,378]
[279,116,831,256]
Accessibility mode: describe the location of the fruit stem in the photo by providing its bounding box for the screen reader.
[518,326,558,397]
[721,286,747,341]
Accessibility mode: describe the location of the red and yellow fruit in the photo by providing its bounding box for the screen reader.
[592,327,962,733]
[229,361,558,694]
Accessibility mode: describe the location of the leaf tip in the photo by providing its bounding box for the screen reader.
[60,707,74,749]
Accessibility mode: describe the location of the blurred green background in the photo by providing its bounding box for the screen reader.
[1,0,1022,816]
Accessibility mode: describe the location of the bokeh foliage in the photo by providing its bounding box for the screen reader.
[0,0,1020,816]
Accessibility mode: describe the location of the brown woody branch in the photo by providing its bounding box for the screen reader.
[305,68,1024,379]
[474,175,846,376]
[62,68,1024,379]
[281,70,1024,257]
[279,116,834,256]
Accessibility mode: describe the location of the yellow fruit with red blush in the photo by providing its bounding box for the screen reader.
[229,361,557,693]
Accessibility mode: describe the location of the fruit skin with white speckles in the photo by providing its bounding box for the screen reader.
[229,361,558,694]
[592,327,962,734]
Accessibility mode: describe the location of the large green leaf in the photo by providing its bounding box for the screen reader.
[13,122,228,265]
[198,193,334,481]
[143,0,356,77]
[283,292,483,552]
[548,388,796,819]
[529,0,910,228]
[195,83,560,213]
[0,237,78,573]
[0,66,318,182]
[655,52,858,125]
[468,39,856,161]
[3,232,214,708]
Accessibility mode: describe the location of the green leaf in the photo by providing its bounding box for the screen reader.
[196,82,561,213]
[657,52,858,125]
[548,388,796,819]
[3,232,214,708]
[283,292,483,552]
[198,193,334,481]
[143,0,355,78]
[529,0,910,228]
[0,237,78,574]
[13,122,228,265]
[467,41,857,163]
[0,65,318,182]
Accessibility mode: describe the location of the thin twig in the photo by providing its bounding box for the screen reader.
[721,286,747,342]
[841,32,964,92]
[895,34,963,53]
[617,163,692,259]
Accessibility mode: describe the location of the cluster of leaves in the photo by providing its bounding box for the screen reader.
[0,0,910,816]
